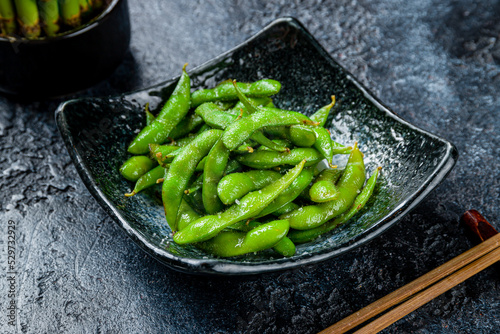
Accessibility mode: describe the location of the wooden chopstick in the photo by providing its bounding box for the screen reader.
[353,244,500,333]
[320,211,500,334]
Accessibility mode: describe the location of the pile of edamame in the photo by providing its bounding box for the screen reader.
[120,64,381,258]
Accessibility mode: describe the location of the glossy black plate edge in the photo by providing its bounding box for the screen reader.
[55,17,459,276]
[55,100,206,274]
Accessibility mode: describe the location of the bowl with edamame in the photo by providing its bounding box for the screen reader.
[56,17,458,275]
[0,0,130,98]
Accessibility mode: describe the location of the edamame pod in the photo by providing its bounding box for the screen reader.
[196,220,290,257]
[222,109,317,150]
[202,138,230,214]
[191,79,281,107]
[128,64,191,154]
[289,167,381,243]
[255,168,314,218]
[173,160,306,244]
[280,144,365,230]
[119,156,156,182]
[162,129,223,231]
[236,148,323,169]
[168,112,204,139]
[217,170,282,205]
[125,165,167,197]
[272,237,296,257]
[177,198,202,231]
[310,96,335,127]
[309,168,343,203]
[195,102,290,152]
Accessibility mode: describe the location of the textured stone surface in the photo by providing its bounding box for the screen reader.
[0,0,498,333]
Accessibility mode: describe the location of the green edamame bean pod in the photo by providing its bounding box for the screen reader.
[173,160,306,244]
[257,139,291,151]
[125,165,168,197]
[202,138,230,214]
[119,156,156,182]
[309,168,343,203]
[289,125,316,147]
[144,103,155,125]
[288,166,381,244]
[162,129,223,231]
[271,202,300,216]
[168,112,205,140]
[313,126,334,164]
[272,237,296,257]
[148,144,180,164]
[128,64,191,154]
[191,79,281,107]
[309,96,335,127]
[222,108,317,151]
[184,173,204,195]
[189,160,242,196]
[255,168,314,218]
[195,102,290,153]
[177,198,202,231]
[280,143,365,230]
[236,148,323,169]
[196,219,290,257]
[217,170,282,205]
[229,97,272,116]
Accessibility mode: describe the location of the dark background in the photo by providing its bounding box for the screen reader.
[1,0,499,333]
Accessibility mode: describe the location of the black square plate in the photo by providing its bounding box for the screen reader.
[56,17,458,275]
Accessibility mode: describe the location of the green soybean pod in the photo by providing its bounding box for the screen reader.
[272,237,296,257]
[177,198,202,231]
[196,219,290,257]
[222,109,316,151]
[191,79,281,107]
[280,144,366,230]
[289,167,381,244]
[236,148,323,169]
[251,130,291,153]
[125,165,168,197]
[148,144,180,164]
[172,134,197,147]
[312,126,334,164]
[195,102,289,153]
[0,0,17,35]
[256,139,291,152]
[195,102,236,129]
[119,156,156,182]
[202,138,230,214]
[288,125,317,147]
[309,168,343,203]
[310,96,336,127]
[255,168,314,218]
[271,202,300,216]
[184,173,203,195]
[168,112,204,140]
[128,64,191,154]
[229,97,272,115]
[225,220,296,257]
[173,160,305,244]
[162,129,222,231]
[217,170,282,205]
[190,160,242,196]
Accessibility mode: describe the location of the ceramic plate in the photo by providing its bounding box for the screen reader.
[56,17,458,275]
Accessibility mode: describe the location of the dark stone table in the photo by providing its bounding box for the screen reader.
[1,0,499,333]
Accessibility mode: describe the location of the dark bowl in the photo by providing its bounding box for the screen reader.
[0,0,130,99]
[56,17,458,276]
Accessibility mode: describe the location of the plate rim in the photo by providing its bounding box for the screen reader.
[55,16,459,276]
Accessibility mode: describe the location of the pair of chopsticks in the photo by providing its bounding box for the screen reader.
[320,210,500,334]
